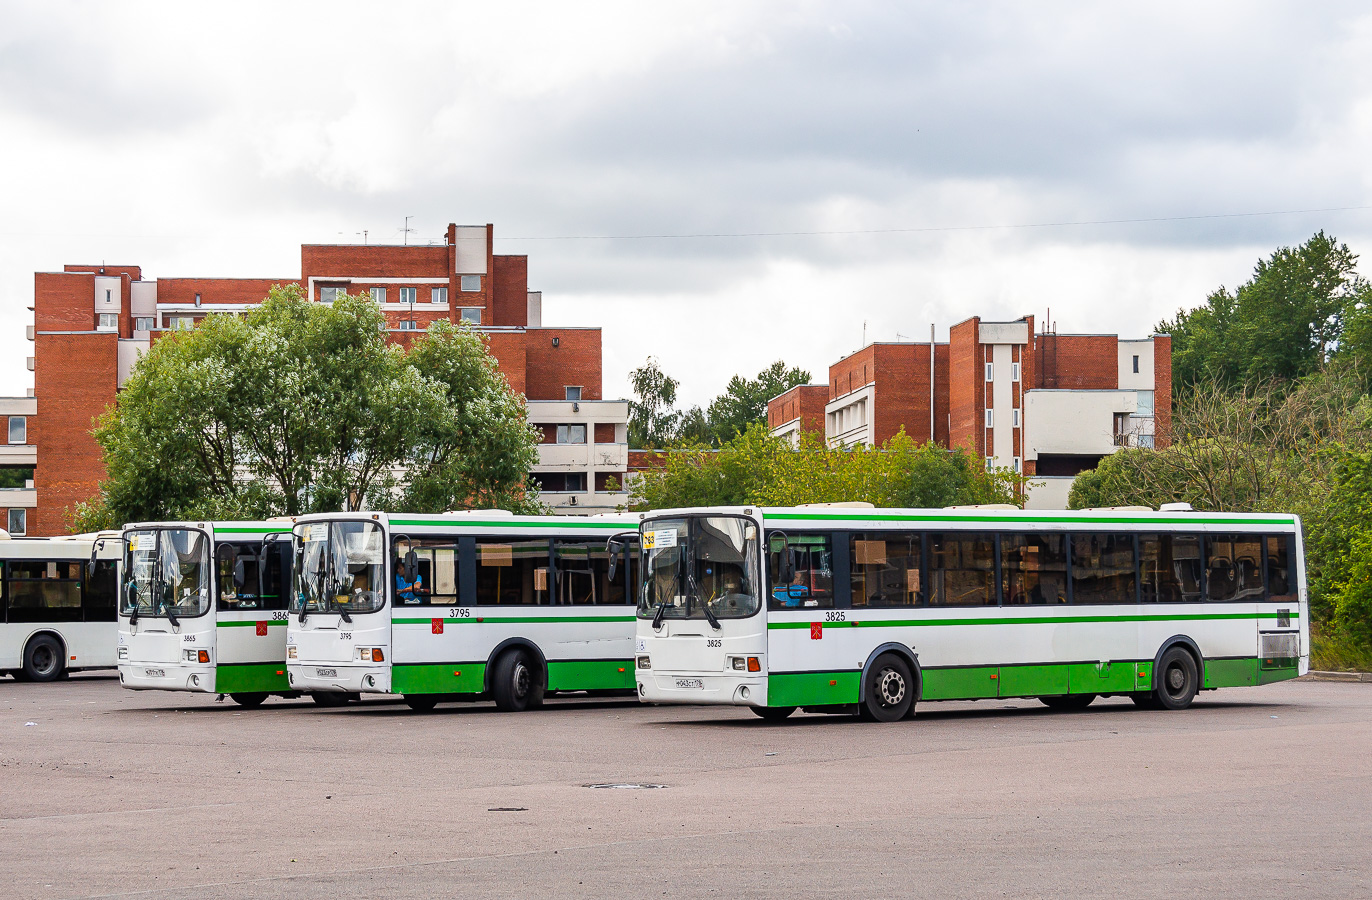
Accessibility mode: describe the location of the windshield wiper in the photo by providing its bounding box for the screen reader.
[685,567,720,631]
[652,601,666,630]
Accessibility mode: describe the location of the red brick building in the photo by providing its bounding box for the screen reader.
[767,315,1172,509]
[10,223,628,535]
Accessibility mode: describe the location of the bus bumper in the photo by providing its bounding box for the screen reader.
[637,671,766,707]
[119,662,216,693]
[288,662,390,694]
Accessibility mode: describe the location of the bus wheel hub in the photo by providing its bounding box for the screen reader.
[876,669,905,706]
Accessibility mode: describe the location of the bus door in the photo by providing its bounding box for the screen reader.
[215,538,290,669]
[1258,534,1300,682]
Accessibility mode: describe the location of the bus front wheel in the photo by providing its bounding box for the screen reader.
[230,693,267,708]
[22,635,63,683]
[1152,647,1199,710]
[751,706,796,721]
[861,654,914,722]
[492,649,544,712]
[405,695,439,712]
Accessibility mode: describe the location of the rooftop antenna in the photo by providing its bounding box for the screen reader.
[862,320,867,347]
[896,332,909,342]
[356,230,369,245]
[401,216,416,246]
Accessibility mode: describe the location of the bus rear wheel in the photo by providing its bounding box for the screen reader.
[861,655,914,722]
[230,693,268,708]
[22,635,63,683]
[492,649,544,712]
[751,706,796,721]
[405,695,439,712]
[1040,694,1096,710]
[1152,647,1199,710]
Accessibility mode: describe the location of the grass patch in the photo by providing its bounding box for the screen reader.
[1309,625,1372,672]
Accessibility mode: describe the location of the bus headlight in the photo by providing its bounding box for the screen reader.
[287,646,297,659]
[730,657,746,671]
[358,648,385,662]
[117,647,128,660]
[636,656,651,669]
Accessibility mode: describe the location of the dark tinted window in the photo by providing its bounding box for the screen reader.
[1139,534,1204,603]
[1266,535,1297,602]
[1071,534,1136,604]
[1205,534,1264,602]
[1001,533,1067,605]
[217,541,290,611]
[928,534,996,606]
[6,559,83,623]
[553,540,636,605]
[83,559,118,622]
[769,533,834,610]
[850,533,921,608]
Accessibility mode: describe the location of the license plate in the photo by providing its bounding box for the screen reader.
[674,678,704,689]
[316,668,337,678]
[144,668,165,678]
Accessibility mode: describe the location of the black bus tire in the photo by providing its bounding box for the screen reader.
[492,649,543,712]
[311,692,349,707]
[22,635,64,683]
[862,654,914,722]
[751,706,797,721]
[230,693,268,708]
[405,695,439,711]
[1154,647,1199,710]
[1040,694,1096,710]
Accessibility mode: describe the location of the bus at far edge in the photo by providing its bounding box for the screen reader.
[0,531,121,681]
[287,510,640,711]
[634,505,1307,721]
[118,520,302,707]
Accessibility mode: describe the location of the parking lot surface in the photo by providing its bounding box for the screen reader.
[1,676,1368,899]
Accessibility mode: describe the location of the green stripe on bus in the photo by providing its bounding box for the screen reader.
[768,610,1298,629]
[393,615,634,625]
[388,518,628,530]
[546,659,636,692]
[217,619,288,627]
[215,663,290,694]
[391,662,486,695]
[214,526,291,534]
[763,512,1296,526]
[766,657,1296,708]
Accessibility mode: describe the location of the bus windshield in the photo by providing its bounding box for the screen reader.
[637,516,760,620]
[122,529,212,619]
[290,521,386,615]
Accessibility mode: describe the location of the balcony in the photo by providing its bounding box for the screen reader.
[0,444,37,467]
[539,490,630,515]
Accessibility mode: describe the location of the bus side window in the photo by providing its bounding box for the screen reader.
[1141,534,1187,603]
[1000,533,1066,605]
[927,533,996,606]
[769,534,833,610]
[1070,534,1136,605]
[83,559,118,622]
[1266,535,1296,602]
[850,533,920,607]
[475,540,550,606]
[1206,534,1263,602]
[6,560,83,623]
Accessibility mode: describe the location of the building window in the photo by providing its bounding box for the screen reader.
[194,293,202,308]
[168,317,195,330]
[1133,354,1140,374]
[460,308,481,324]
[1013,457,1022,473]
[398,320,419,331]
[134,317,154,332]
[1011,408,1021,428]
[557,424,587,444]
[105,289,112,303]
[461,275,481,292]
[985,408,994,428]
[1012,362,1020,382]
[985,362,993,381]
[370,287,387,303]
[986,457,995,471]
[8,508,25,536]
[533,472,586,493]
[399,287,417,304]
[432,287,448,304]
[9,416,26,444]
[1136,391,1155,418]
[1137,435,1155,449]
[320,286,343,303]
[97,313,118,331]
[565,386,582,401]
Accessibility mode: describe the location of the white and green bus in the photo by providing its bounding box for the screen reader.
[0,532,121,681]
[633,505,1306,721]
[118,521,299,707]
[286,511,640,711]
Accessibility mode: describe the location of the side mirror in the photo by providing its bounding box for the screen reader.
[770,531,793,584]
[233,559,247,590]
[403,550,419,583]
[605,532,636,581]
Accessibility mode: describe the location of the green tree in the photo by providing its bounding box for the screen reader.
[74,286,541,529]
[631,423,1026,511]
[626,357,682,449]
[704,360,812,445]
[1160,232,1371,392]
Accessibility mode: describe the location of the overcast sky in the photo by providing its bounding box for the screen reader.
[2,1,1370,408]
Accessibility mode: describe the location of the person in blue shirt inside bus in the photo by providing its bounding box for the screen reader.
[396,569,423,604]
[771,570,809,607]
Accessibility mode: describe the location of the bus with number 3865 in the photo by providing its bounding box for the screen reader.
[633,504,1306,721]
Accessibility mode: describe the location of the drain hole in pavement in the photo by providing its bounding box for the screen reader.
[583,782,667,790]
[488,807,528,812]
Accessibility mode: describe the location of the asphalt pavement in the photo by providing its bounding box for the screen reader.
[1,675,1367,899]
